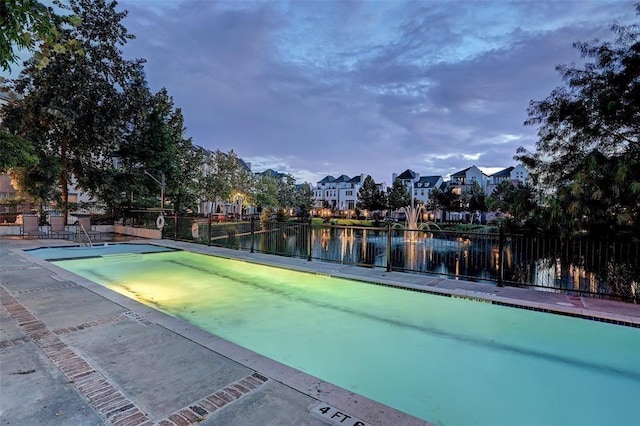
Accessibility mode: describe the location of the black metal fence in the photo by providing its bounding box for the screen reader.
[161,216,639,303]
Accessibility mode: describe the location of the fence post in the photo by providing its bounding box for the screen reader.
[386,221,392,272]
[307,217,312,261]
[498,225,504,287]
[208,213,211,246]
[250,216,255,253]
[173,215,177,240]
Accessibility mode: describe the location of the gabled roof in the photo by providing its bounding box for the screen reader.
[491,167,514,177]
[237,158,252,172]
[396,169,416,180]
[259,168,286,178]
[451,165,489,178]
[417,175,442,188]
[318,175,336,184]
[334,174,351,182]
[451,167,471,177]
[348,175,362,184]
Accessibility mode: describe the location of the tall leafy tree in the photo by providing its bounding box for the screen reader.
[170,145,205,214]
[356,175,386,212]
[387,178,411,212]
[201,150,251,212]
[294,182,315,219]
[518,5,640,235]
[487,180,537,224]
[8,156,61,219]
[254,173,278,211]
[431,186,462,215]
[0,130,38,171]
[0,0,70,71]
[466,181,487,218]
[275,174,297,211]
[2,0,143,222]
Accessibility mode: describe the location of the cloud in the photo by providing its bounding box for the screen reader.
[116,0,637,185]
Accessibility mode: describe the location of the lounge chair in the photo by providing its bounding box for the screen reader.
[21,215,47,239]
[76,216,104,242]
[49,216,74,240]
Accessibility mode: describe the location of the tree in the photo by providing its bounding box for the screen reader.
[0,130,38,171]
[518,5,640,235]
[356,175,386,212]
[8,156,61,219]
[431,186,462,218]
[275,174,297,211]
[202,150,252,213]
[2,0,143,222]
[387,179,411,212]
[255,177,276,208]
[294,182,315,219]
[487,180,537,224]
[1,0,61,71]
[466,181,487,222]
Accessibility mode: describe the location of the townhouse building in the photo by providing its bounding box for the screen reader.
[314,175,338,209]
[414,175,445,205]
[448,165,489,195]
[486,165,530,195]
[339,175,363,211]
[391,169,444,206]
[312,174,367,214]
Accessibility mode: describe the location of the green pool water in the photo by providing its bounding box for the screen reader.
[56,250,640,425]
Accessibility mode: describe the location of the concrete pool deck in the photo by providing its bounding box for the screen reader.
[1,237,639,426]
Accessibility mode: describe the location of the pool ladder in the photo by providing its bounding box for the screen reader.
[77,222,93,247]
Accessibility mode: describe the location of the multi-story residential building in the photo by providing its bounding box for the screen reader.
[314,175,337,209]
[391,169,444,206]
[338,175,363,211]
[392,169,419,186]
[486,165,530,195]
[414,175,445,205]
[449,165,489,195]
[391,169,419,207]
[312,174,366,214]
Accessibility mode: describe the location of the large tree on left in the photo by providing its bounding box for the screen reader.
[2,0,143,222]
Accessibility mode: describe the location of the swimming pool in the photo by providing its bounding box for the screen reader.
[51,249,639,425]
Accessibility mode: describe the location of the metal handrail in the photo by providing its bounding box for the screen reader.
[77,222,93,247]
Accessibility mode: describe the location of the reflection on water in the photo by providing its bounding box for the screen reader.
[229,226,614,293]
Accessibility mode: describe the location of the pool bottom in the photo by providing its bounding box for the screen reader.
[53,250,640,426]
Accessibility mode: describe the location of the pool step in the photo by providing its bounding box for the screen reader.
[101,253,144,261]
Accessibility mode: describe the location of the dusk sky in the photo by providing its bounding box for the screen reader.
[5,1,638,184]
